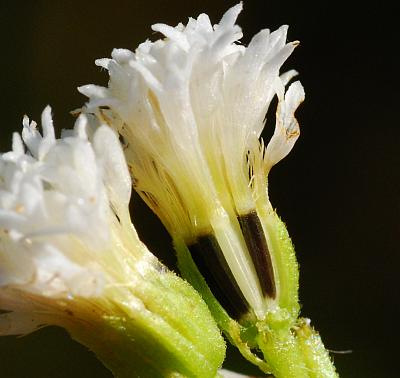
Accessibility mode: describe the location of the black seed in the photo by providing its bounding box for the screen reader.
[238,211,276,299]
[188,234,249,319]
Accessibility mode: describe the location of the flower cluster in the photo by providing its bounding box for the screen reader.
[0,3,339,377]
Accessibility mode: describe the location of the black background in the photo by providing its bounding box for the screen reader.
[0,1,398,377]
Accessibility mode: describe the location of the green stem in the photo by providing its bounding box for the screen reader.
[256,315,338,378]
[295,319,338,378]
[256,322,308,378]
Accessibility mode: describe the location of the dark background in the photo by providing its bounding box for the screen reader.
[0,1,398,377]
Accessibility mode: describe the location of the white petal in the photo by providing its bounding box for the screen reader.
[129,60,163,92]
[217,2,242,29]
[41,106,55,140]
[111,48,135,63]
[93,126,131,211]
[285,80,305,115]
[11,133,24,157]
[280,69,298,86]
[151,24,190,52]
[73,114,89,139]
[265,80,305,169]
[22,116,41,158]
[262,41,298,75]
[78,84,109,99]
[95,58,111,69]
[195,13,213,33]
[37,106,56,160]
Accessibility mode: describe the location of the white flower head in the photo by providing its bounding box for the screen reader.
[0,106,147,335]
[80,3,305,319]
[80,2,304,238]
